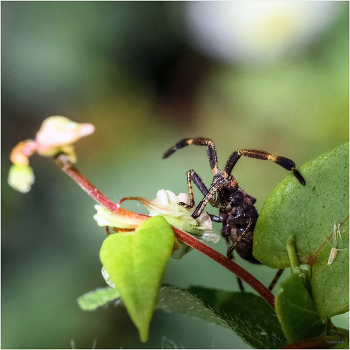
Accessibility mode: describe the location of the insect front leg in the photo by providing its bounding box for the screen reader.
[191,182,220,219]
[179,169,210,209]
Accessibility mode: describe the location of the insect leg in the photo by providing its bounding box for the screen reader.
[225,149,306,186]
[268,268,285,291]
[191,182,220,218]
[231,252,245,292]
[219,238,245,291]
[237,276,245,292]
[179,169,210,209]
[226,219,254,259]
[208,214,222,222]
[163,137,219,172]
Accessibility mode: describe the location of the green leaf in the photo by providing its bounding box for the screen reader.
[77,287,120,311]
[311,219,349,319]
[332,340,349,349]
[99,215,174,342]
[157,285,287,349]
[275,272,325,343]
[253,143,349,319]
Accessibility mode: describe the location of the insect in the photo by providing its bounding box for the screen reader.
[163,137,306,266]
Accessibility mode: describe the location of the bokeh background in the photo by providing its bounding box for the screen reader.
[2,2,348,348]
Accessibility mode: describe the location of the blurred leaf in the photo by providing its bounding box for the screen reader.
[99,216,174,342]
[157,285,287,349]
[332,340,350,349]
[78,287,120,311]
[275,272,325,343]
[253,143,349,319]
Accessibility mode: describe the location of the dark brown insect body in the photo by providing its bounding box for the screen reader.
[213,184,260,263]
[163,137,305,264]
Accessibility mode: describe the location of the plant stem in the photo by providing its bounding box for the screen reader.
[54,153,117,211]
[54,154,275,309]
[173,227,275,309]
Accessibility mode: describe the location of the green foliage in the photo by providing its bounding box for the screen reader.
[79,143,349,348]
[78,284,287,348]
[275,272,325,343]
[311,218,349,319]
[78,287,120,311]
[158,285,287,349]
[99,215,174,342]
[254,143,349,320]
[332,340,350,349]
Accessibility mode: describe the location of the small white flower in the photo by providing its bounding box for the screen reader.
[94,189,220,244]
[146,189,220,244]
[93,190,220,260]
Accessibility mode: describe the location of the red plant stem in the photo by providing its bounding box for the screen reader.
[54,154,275,309]
[54,154,117,211]
[173,227,275,309]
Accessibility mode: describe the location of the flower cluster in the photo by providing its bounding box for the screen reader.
[94,189,220,259]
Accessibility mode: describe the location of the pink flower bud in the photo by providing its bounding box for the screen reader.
[35,116,95,155]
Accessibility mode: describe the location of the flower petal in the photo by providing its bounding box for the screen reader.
[119,190,220,244]
[93,205,148,228]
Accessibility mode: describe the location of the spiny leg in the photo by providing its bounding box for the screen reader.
[191,182,221,218]
[179,169,210,209]
[236,275,245,292]
[178,169,219,219]
[163,137,219,172]
[226,218,254,260]
[222,235,245,292]
[268,268,285,291]
[224,149,306,186]
[210,214,245,291]
[232,252,245,292]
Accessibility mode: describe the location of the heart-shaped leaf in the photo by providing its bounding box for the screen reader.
[253,143,349,319]
[99,215,174,342]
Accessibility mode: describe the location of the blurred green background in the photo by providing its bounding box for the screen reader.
[2,2,348,348]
